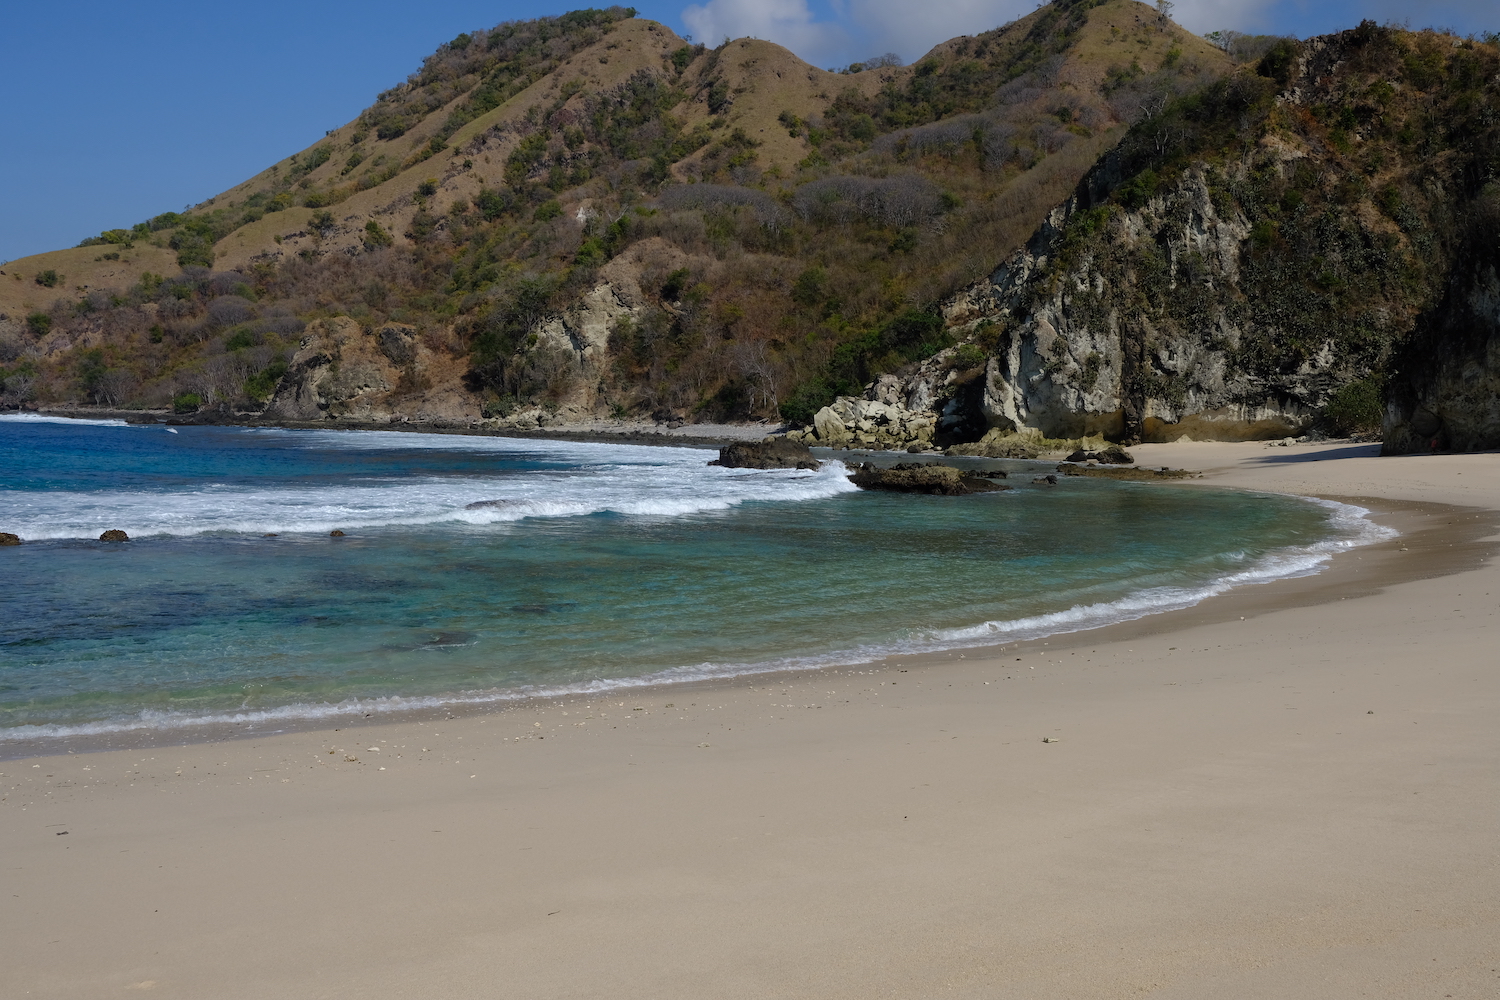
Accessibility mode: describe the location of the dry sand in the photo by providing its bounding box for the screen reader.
[3,441,1498,999]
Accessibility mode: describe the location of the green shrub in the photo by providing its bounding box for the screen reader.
[660,268,691,301]
[534,199,562,222]
[172,392,202,413]
[778,378,834,425]
[481,393,518,418]
[300,146,333,172]
[1115,169,1159,210]
[362,219,394,249]
[35,269,60,288]
[948,343,987,371]
[243,361,288,402]
[302,190,333,209]
[1320,374,1386,435]
[416,178,439,199]
[224,329,257,351]
[26,312,52,336]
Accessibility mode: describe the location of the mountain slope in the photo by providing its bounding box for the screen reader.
[1,1,1236,424]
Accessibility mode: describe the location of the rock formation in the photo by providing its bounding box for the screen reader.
[1384,188,1500,453]
[847,463,1008,495]
[709,438,821,470]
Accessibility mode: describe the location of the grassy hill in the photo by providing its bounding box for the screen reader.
[1,1,1240,423]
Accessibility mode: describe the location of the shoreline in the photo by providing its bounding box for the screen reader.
[0,491,1421,759]
[4,441,1498,997]
[13,405,786,449]
[0,448,1402,757]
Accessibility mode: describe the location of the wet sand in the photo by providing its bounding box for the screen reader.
[2,441,1497,998]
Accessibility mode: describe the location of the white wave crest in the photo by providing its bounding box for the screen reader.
[0,413,130,427]
[5,451,860,539]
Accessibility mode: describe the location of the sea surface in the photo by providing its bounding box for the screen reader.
[0,413,1388,740]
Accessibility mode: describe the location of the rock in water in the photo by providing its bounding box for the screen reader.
[0,532,21,546]
[99,530,129,542]
[1063,445,1135,465]
[848,462,1008,495]
[330,530,346,537]
[710,438,822,470]
[1057,463,1194,481]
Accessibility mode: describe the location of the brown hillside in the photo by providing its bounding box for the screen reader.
[2,1,1241,427]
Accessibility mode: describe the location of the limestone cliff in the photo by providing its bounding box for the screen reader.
[797,24,1500,450]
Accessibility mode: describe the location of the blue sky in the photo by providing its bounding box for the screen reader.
[1,1,1493,263]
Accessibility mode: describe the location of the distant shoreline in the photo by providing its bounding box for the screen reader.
[13,405,783,450]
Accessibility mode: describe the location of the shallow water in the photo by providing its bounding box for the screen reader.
[0,415,1386,738]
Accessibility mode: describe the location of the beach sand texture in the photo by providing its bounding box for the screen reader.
[2,441,1497,998]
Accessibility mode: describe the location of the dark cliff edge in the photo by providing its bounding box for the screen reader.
[1384,184,1500,453]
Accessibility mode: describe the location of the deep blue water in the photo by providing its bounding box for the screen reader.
[0,414,1380,738]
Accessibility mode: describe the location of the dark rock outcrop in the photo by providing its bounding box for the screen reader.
[330,530,346,537]
[99,529,129,541]
[848,462,1008,495]
[1057,463,1195,481]
[1384,189,1500,453]
[710,438,821,470]
[376,323,418,366]
[1064,445,1135,464]
[0,532,21,546]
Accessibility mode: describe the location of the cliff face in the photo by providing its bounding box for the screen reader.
[1384,185,1500,453]
[799,24,1500,449]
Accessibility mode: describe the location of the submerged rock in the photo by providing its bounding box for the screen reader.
[99,529,129,542]
[330,529,346,537]
[710,438,821,471]
[848,462,1008,495]
[0,532,21,546]
[1057,463,1195,481]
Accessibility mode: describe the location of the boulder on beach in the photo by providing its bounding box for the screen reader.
[709,438,821,471]
[0,532,21,546]
[99,530,129,542]
[848,462,1008,495]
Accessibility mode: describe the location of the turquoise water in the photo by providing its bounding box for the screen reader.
[0,414,1382,739]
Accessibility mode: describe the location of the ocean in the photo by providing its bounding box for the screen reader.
[0,413,1388,740]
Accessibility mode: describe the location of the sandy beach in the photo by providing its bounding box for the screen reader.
[2,440,1497,999]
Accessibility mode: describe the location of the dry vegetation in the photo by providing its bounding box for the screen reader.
[2,1,1246,423]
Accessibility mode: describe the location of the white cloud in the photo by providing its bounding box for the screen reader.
[681,0,849,63]
[843,0,1031,61]
[678,1,1497,70]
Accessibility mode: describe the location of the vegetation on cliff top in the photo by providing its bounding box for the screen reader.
[1016,20,1499,438]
